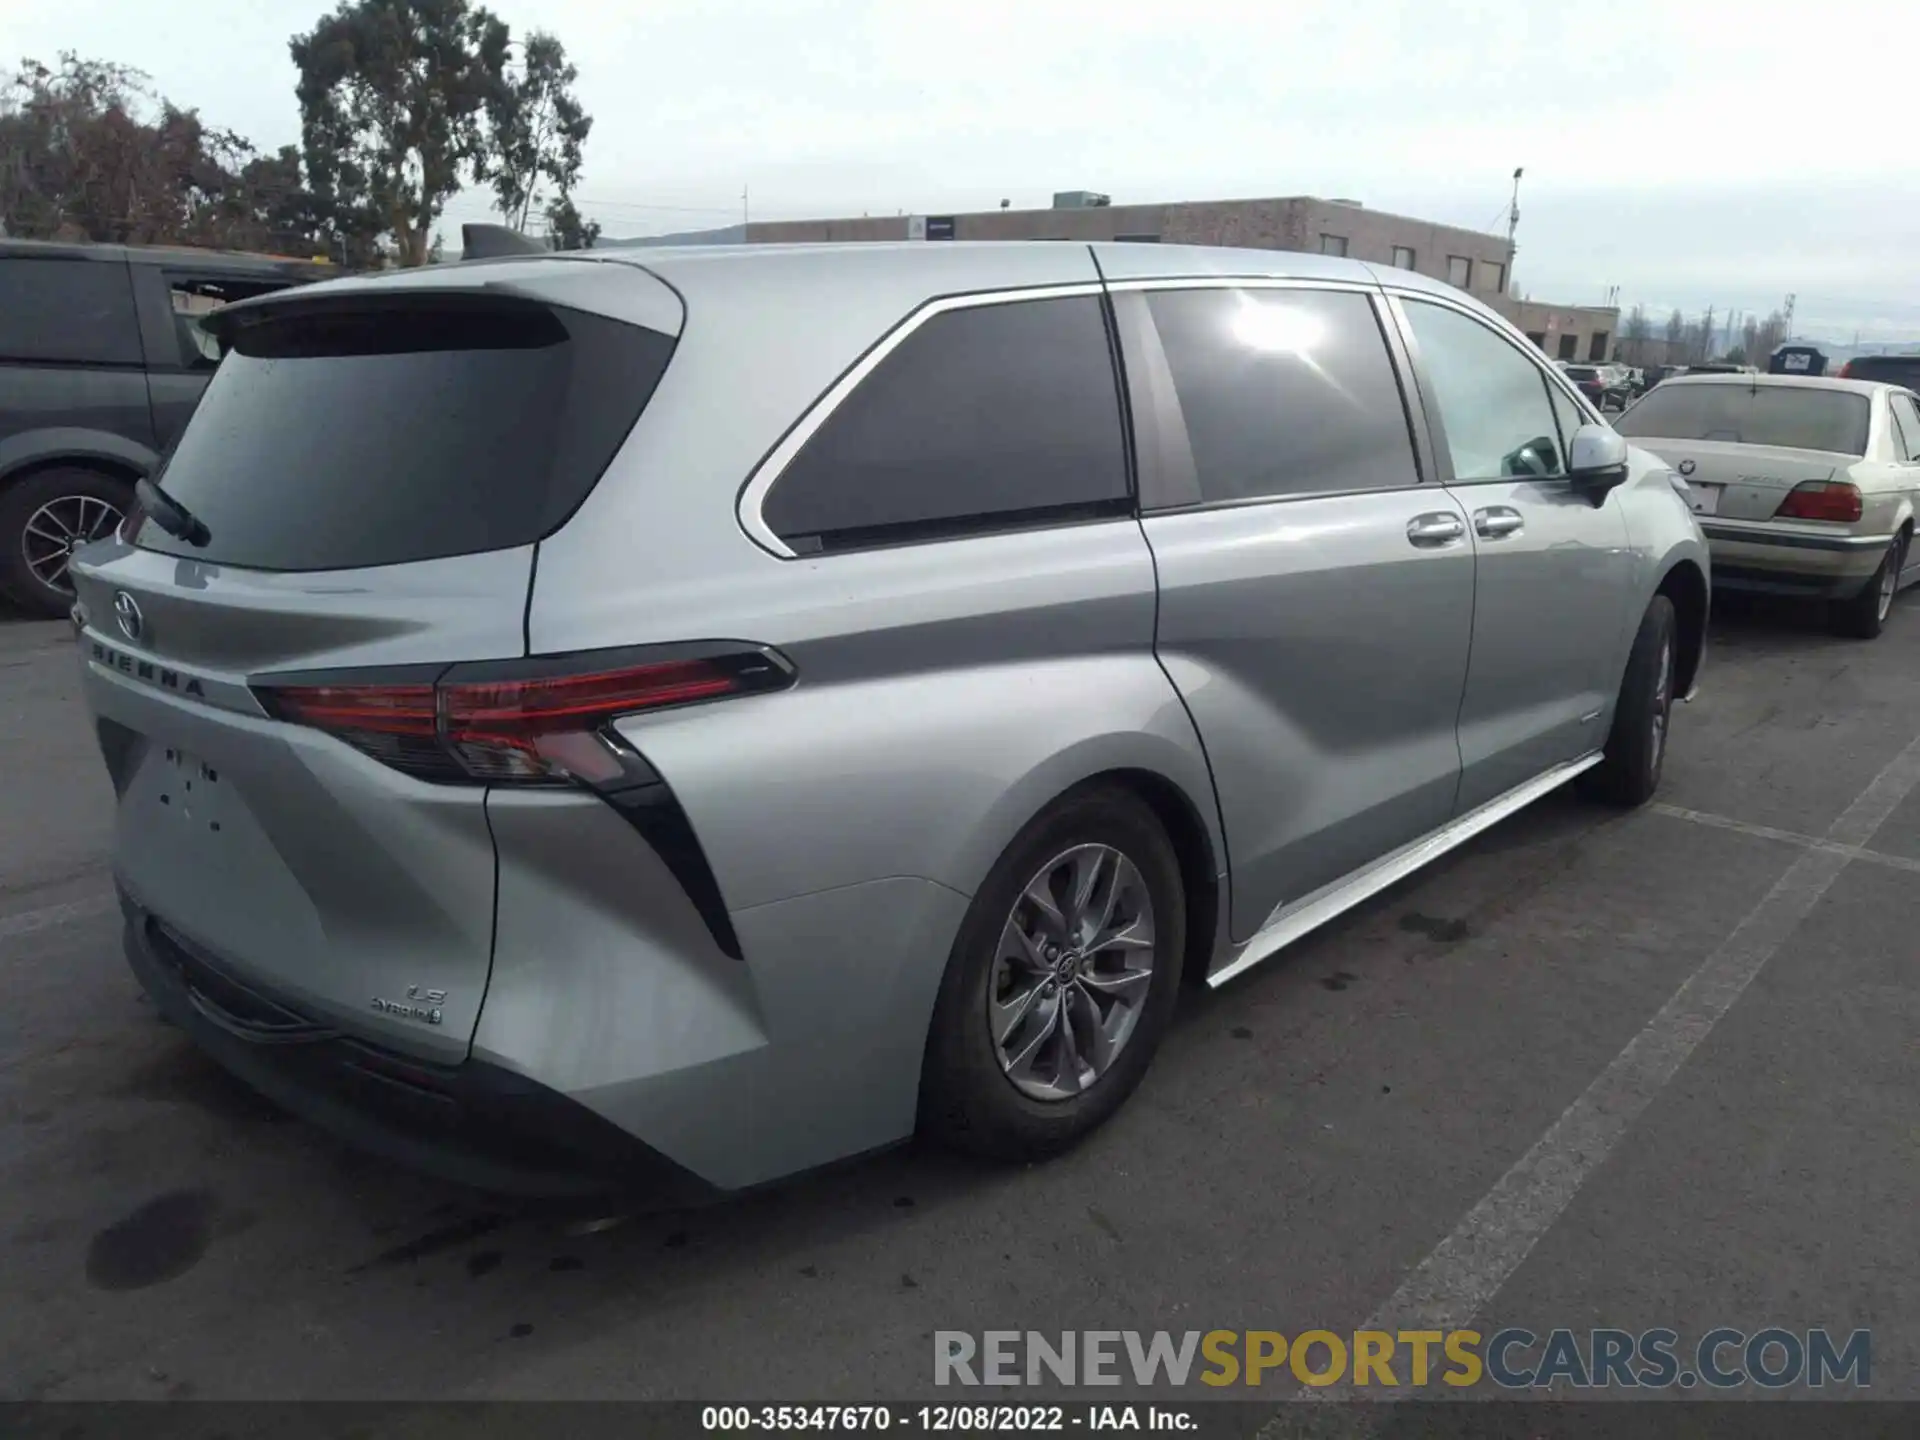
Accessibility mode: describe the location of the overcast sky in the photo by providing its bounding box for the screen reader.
[14,0,1918,341]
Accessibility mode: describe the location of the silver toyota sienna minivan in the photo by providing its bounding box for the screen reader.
[70,241,1708,1199]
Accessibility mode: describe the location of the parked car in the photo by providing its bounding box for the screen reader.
[71,242,1709,1198]
[1616,373,1920,637]
[1642,364,1683,391]
[1837,354,1920,389]
[1559,362,1629,411]
[0,239,329,616]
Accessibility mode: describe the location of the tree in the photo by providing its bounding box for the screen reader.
[1622,305,1651,365]
[290,0,512,267]
[543,193,598,250]
[1,53,322,254]
[1693,306,1716,363]
[486,31,591,232]
[1665,308,1686,357]
[1753,308,1788,362]
[1741,314,1761,363]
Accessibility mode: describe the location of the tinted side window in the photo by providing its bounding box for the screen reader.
[1144,287,1418,505]
[0,257,142,365]
[761,295,1129,552]
[1404,300,1566,481]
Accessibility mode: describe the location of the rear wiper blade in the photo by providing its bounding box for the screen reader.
[135,476,211,547]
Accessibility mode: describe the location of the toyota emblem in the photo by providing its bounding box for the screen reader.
[1678,459,1696,477]
[112,591,144,642]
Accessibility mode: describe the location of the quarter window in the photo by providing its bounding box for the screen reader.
[760,295,1130,552]
[0,257,141,365]
[1888,393,1920,461]
[1143,287,1419,505]
[1404,299,1568,481]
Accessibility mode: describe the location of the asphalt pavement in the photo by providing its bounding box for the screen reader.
[2,592,1916,1409]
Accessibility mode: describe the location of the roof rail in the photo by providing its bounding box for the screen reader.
[461,224,549,260]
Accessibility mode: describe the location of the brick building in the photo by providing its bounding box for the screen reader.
[634,191,1619,361]
[744,194,1517,304]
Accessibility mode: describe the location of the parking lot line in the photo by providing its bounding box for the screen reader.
[1295,727,1920,1406]
[0,893,114,943]
[1652,801,1920,876]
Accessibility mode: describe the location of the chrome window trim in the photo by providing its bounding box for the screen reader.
[1104,275,1377,295]
[736,281,1108,559]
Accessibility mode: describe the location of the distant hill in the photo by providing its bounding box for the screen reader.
[599,224,745,248]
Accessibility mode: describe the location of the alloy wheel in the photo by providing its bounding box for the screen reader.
[22,494,122,594]
[988,843,1158,1103]
[1650,636,1674,771]
[1876,542,1901,622]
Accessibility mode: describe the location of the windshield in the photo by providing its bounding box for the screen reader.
[1616,383,1870,455]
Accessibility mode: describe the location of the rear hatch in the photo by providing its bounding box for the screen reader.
[70,269,680,1060]
[1615,381,1868,520]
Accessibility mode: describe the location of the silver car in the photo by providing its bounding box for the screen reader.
[1616,373,1920,637]
[69,243,1708,1199]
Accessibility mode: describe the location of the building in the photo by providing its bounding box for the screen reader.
[623,190,1620,360]
[1492,297,1620,364]
[744,194,1516,304]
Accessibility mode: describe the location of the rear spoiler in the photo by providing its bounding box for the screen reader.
[462,224,550,260]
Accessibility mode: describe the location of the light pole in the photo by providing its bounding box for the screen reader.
[1505,167,1523,295]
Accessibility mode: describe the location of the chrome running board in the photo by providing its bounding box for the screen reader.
[1207,752,1605,989]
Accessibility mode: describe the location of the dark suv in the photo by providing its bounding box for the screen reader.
[1837,354,1920,389]
[0,240,329,616]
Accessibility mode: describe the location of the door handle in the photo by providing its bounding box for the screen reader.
[1474,506,1525,538]
[1406,512,1466,546]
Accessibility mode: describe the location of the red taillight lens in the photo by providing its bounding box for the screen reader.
[1775,481,1863,524]
[255,649,791,785]
[1837,361,1855,378]
[442,661,742,782]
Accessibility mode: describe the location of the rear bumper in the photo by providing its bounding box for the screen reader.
[1702,523,1891,599]
[121,893,717,1204]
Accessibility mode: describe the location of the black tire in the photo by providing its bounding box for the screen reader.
[919,786,1186,1162]
[1583,595,1677,808]
[1829,530,1906,641]
[0,467,133,617]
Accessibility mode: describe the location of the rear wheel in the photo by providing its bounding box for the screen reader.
[1830,530,1906,640]
[920,786,1185,1161]
[0,467,131,617]
[1583,595,1677,808]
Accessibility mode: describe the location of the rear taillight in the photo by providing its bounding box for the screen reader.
[1837,361,1855,379]
[1775,481,1863,524]
[255,646,793,786]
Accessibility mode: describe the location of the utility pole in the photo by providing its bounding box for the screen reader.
[1782,292,1796,339]
[1506,167,1522,294]
[742,184,750,228]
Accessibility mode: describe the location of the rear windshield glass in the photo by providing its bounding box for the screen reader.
[1616,383,1870,456]
[135,295,673,572]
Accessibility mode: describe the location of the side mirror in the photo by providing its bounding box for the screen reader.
[1567,423,1629,502]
